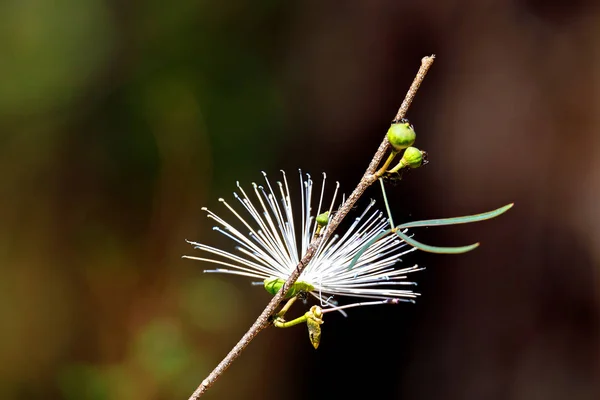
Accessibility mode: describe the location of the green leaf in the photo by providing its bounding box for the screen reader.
[347,203,513,268]
[393,229,479,254]
[397,203,513,229]
[347,229,393,271]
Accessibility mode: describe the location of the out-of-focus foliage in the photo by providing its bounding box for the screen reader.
[1,0,600,399]
[0,0,114,117]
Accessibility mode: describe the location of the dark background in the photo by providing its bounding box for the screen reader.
[1,1,599,399]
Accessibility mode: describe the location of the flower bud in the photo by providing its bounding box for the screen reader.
[387,119,416,151]
[316,211,329,227]
[401,146,424,169]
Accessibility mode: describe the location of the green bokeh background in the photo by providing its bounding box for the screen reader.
[2,1,600,399]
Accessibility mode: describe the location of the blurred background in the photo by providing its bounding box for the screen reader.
[1,0,599,399]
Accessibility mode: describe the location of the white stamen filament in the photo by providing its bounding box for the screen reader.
[184,170,422,314]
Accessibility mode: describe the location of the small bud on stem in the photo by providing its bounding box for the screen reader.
[388,147,426,173]
[386,119,416,151]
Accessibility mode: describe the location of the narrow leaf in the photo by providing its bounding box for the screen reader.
[347,203,512,268]
[397,203,513,230]
[393,229,479,254]
[347,229,393,271]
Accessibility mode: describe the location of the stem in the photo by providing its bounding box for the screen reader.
[394,55,435,123]
[273,313,309,328]
[374,151,398,178]
[388,161,405,173]
[187,54,435,400]
[274,296,298,319]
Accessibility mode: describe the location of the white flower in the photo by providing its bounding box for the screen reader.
[183,170,422,312]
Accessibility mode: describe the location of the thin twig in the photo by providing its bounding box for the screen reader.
[188,54,435,400]
[394,55,435,122]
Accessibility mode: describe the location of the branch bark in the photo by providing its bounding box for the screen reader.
[188,54,436,399]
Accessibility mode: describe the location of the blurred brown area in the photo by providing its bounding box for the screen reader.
[1,0,599,399]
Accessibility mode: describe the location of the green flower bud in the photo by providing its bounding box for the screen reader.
[263,277,314,298]
[387,146,426,173]
[401,146,424,169]
[316,211,330,227]
[387,119,416,151]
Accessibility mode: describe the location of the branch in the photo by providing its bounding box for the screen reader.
[188,54,436,400]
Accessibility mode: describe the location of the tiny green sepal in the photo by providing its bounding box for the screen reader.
[316,211,330,227]
[306,306,324,349]
[387,119,416,151]
[263,277,315,298]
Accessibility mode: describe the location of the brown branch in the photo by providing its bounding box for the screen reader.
[188,54,436,400]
